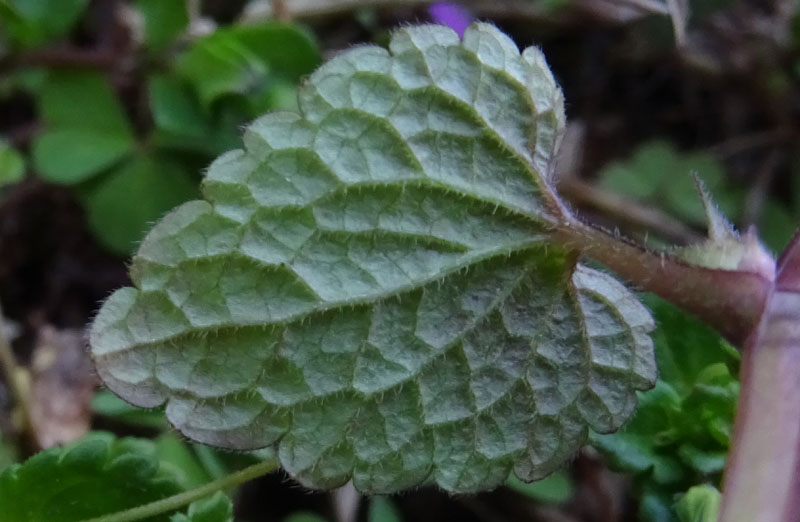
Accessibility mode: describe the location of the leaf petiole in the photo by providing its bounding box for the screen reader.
[77,457,278,522]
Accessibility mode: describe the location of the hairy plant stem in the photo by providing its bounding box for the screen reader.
[78,458,278,522]
[552,218,770,346]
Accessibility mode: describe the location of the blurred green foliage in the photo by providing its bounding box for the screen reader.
[598,141,741,226]
[368,498,403,522]
[0,431,236,522]
[592,295,739,522]
[0,0,88,49]
[0,140,24,187]
[675,485,721,522]
[506,470,574,505]
[0,1,320,254]
[598,140,799,253]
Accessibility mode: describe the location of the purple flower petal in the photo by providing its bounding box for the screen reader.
[428,2,473,38]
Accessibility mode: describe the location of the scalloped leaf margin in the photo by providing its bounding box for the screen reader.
[90,23,656,494]
[0,432,183,522]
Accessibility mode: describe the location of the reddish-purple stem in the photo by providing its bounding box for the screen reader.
[553,219,770,346]
[717,231,800,522]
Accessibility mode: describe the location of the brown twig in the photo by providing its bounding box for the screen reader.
[559,177,703,245]
[16,48,118,69]
[742,149,781,227]
[271,0,292,21]
[707,128,793,159]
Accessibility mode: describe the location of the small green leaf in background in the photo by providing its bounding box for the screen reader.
[177,23,319,110]
[368,497,403,522]
[148,75,238,156]
[149,75,212,139]
[32,71,135,183]
[171,492,233,522]
[0,432,183,522]
[0,0,88,48]
[759,200,796,253]
[598,141,742,225]
[647,295,739,397]
[137,0,188,50]
[34,129,134,184]
[675,485,721,522]
[506,470,574,504]
[0,140,25,187]
[178,31,267,108]
[85,155,198,254]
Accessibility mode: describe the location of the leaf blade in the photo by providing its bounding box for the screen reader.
[90,23,656,494]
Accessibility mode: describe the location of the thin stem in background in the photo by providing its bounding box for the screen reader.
[79,458,279,522]
[271,0,292,21]
[558,177,702,245]
[614,0,669,15]
[664,0,687,46]
[0,301,35,449]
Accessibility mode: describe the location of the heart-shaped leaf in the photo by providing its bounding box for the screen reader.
[91,23,656,494]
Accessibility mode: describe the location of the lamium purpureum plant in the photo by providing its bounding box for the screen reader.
[14,22,795,522]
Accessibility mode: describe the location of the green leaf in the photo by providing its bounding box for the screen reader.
[33,128,133,183]
[38,70,132,132]
[170,492,233,522]
[368,497,403,522]
[177,23,319,108]
[0,0,88,48]
[0,432,183,522]
[85,155,198,254]
[137,0,188,50]
[147,75,240,156]
[0,141,25,187]
[33,71,134,183]
[758,201,796,254]
[506,469,573,504]
[229,24,320,82]
[675,485,721,522]
[149,75,212,139]
[90,23,656,494]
